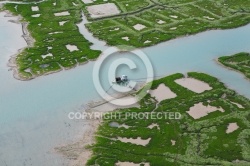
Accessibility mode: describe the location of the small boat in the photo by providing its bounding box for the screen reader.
[111,75,137,91]
[112,75,129,84]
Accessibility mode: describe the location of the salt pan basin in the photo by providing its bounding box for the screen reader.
[149,83,176,102]
[87,3,120,18]
[82,0,93,4]
[66,44,79,52]
[226,122,239,133]
[117,137,151,146]
[54,11,70,16]
[116,161,150,166]
[175,78,212,93]
[187,102,224,119]
[133,24,146,31]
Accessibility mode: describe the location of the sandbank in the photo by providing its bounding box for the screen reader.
[56,94,140,165]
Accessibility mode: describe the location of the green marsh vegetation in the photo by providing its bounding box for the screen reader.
[219,52,250,80]
[87,72,250,165]
[3,0,101,80]
[2,0,250,79]
[85,0,250,47]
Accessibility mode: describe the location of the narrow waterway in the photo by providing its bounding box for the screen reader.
[0,10,250,166]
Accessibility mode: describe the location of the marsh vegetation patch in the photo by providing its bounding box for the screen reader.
[86,72,250,165]
[85,0,250,48]
[218,52,250,80]
[4,0,250,79]
[4,0,101,80]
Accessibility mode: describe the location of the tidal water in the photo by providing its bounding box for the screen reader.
[0,11,250,166]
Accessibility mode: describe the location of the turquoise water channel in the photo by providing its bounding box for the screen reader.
[0,11,250,166]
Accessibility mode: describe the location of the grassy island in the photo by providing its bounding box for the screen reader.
[84,0,250,47]
[1,0,250,80]
[3,0,101,80]
[86,72,250,166]
[218,52,250,80]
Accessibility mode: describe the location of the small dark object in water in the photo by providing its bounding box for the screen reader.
[115,77,121,82]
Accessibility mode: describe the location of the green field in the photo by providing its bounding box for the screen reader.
[218,52,250,80]
[2,0,250,79]
[86,72,250,166]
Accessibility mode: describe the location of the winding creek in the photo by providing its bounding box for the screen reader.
[0,9,250,166]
